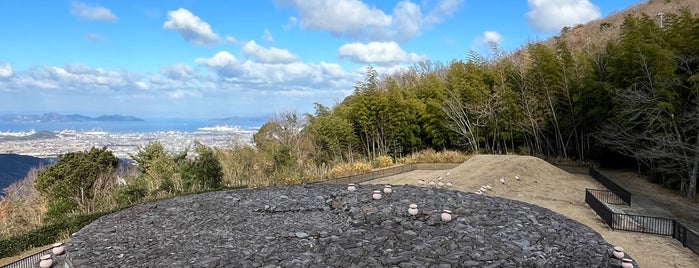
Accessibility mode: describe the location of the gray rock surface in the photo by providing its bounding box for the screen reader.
[62,184,632,267]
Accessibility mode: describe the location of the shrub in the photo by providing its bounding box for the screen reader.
[0,211,110,258]
[375,155,394,168]
[328,161,372,178]
[130,142,186,196]
[352,162,372,173]
[113,183,147,207]
[35,147,119,218]
[216,146,268,188]
[181,142,223,191]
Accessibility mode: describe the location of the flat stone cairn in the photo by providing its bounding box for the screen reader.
[62,184,634,267]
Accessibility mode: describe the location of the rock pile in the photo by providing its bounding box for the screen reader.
[62,184,625,267]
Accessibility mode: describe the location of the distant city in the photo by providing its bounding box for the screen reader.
[0,113,266,159]
[0,128,255,159]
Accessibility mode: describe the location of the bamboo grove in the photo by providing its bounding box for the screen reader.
[303,11,698,199]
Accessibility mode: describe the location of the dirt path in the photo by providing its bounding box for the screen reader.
[597,169,699,232]
[364,155,699,268]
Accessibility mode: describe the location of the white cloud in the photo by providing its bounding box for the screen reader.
[3,64,139,91]
[163,8,220,45]
[392,1,422,41]
[195,51,238,67]
[471,31,504,55]
[279,0,391,33]
[263,29,275,43]
[0,63,13,78]
[242,41,299,64]
[2,63,213,99]
[196,50,359,89]
[480,31,503,46]
[283,16,298,30]
[161,64,193,80]
[1,57,362,116]
[526,0,600,33]
[370,65,411,76]
[278,0,462,41]
[424,0,463,25]
[85,33,106,42]
[225,35,238,44]
[70,2,117,22]
[134,81,148,90]
[169,90,199,99]
[338,41,427,65]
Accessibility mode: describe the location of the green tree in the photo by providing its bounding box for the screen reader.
[442,59,492,152]
[180,142,223,191]
[129,142,187,195]
[305,103,356,163]
[35,147,119,220]
[253,111,308,180]
[413,73,453,148]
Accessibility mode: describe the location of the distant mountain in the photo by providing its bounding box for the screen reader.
[209,116,268,125]
[0,113,144,123]
[94,115,144,122]
[0,154,51,195]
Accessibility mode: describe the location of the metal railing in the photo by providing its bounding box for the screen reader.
[674,221,699,257]
[588,167,631,205]
[2,248,52,268]
[612,213,674,235]
[584,189,698,258]
[586,188,629,206]
[585,189,613,227]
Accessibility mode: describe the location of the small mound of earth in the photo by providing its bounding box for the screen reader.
[63,184,618,267]
[451,155,574,183]
[371,155,591,207]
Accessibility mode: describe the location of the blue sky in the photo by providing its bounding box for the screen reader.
[0,0,641,119]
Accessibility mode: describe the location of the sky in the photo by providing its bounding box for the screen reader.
[0,0,642,119]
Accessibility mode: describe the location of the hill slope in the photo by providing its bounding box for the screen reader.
[551,0,699,51]
[0,154,49,195]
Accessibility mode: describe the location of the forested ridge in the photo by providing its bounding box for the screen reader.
[302,9,699,199]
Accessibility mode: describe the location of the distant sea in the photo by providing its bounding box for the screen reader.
[0,118,266,134]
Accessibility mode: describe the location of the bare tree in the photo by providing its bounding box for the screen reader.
[442,88,480,152]
[596,87,698,199]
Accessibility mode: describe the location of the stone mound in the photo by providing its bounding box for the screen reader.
[63,184,615,267]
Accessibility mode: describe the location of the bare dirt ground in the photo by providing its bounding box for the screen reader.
[366,154,699,268]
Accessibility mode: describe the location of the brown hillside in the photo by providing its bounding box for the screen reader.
[547,0,699,51]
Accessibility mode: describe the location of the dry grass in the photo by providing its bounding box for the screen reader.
[328,161,372,178]
[401,149,469,164]
[374,155,394,168]
[366,154,699,268]
[0,168,46,238]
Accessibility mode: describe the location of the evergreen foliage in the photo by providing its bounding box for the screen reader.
[181,142,223,191]
[35,147,119,221]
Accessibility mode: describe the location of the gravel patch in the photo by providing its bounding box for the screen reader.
[60,184,631,267]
